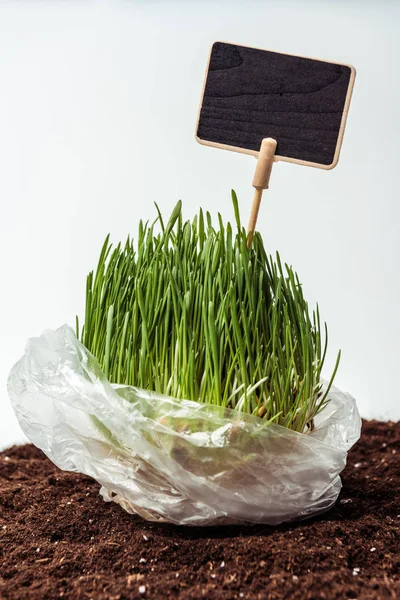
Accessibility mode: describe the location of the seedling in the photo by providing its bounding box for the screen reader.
[77,193,339,433]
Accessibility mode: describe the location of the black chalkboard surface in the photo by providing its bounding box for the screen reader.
[196,42,355,169]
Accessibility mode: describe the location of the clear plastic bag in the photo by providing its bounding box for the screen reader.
[7,325,361,526]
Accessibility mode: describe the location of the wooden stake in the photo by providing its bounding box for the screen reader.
[247,138,277,248]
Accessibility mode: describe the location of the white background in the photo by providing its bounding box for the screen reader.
[0,0,399,450]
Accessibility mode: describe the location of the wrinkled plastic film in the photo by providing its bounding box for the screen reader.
[8,325,361,526]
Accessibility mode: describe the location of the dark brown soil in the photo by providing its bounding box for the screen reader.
[0,420,399,600]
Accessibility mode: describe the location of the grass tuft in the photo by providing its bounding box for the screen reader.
[77,191,340,433]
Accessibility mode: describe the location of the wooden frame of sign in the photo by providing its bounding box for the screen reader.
[196,41,356,170]
[195,41,356,244]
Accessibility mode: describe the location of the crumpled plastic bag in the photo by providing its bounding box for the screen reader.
[7,325,361,526]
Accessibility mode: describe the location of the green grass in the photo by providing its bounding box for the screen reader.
[77,191,340,433]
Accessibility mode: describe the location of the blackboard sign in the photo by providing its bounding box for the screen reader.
[196,42,355,169]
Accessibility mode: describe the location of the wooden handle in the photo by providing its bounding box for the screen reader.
[247,138,277,248]
[246,188,263,248]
